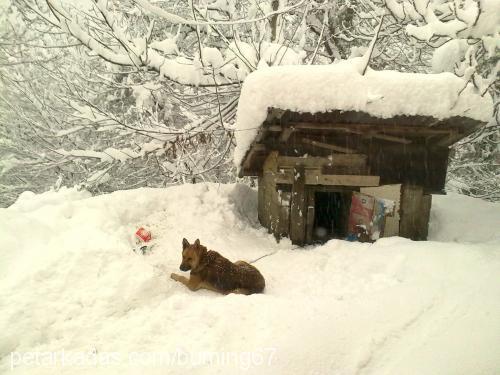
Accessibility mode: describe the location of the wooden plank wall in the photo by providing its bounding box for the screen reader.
[258,151,292,240]
[277,188,291,237]
[259,155,433,243]
[305,190,316,244]
[399,185,431,240]
[290,166,307,245]
[259,153,276,231]
[419,194,432,240]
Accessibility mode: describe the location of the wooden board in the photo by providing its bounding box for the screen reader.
[302,138,357,154]
[322,164,370,175]
[305,172,380,186]
[268,170,380,186]
[277,188,291,237]
[277,154,367,168]
[279,128,295,142]
[399,185,430,240]
[242,143,266,171]
[290,166,306,245]
[274,170,295,184]
[260,152,279,232]
[418,194,432,240]
[260,174,272,229]
[305,189,316,244]
[283,122,457,135]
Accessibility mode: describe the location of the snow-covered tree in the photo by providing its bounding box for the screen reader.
[384,0,499,200]
[0,0,363,205]
[1,0,498,206]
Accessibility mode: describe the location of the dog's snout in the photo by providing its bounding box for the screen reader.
[180,264,190,272]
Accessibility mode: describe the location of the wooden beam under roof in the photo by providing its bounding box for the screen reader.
[269,122,455,135]
[277,154,367,168]
[368,133,412,144]
[329,127,412,144]
[279,127,295,142]
[436,131,463,147]
[302,138,357,154]
[242,143,266,170]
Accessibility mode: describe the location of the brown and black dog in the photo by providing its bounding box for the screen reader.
[170,238,265,295]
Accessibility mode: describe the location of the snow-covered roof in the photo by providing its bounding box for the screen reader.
[234,58,493,167]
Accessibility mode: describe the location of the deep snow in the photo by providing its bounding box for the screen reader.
[0,184,499,374]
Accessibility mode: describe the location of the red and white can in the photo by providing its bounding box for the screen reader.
[135,227,152,243]
[134,227,153,255]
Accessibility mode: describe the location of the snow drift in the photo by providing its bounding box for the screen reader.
[0,184,499,374]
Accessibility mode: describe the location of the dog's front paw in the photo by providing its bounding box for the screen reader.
[170,273,181,282]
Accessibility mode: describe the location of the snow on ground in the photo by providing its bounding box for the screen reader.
[0,184,499,374]
[429,192,500,243]
[232,58,493,166]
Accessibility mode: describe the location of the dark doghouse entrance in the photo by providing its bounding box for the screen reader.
[313,191,352,241]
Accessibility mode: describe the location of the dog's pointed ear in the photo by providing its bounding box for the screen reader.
[182,238,190,249]
[194,238,200,246]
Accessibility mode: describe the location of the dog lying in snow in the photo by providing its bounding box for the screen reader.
[170,238,265,295]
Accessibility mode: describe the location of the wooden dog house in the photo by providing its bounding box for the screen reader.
[234,62,492,245]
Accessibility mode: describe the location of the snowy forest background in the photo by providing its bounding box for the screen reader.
[0,0,498,208]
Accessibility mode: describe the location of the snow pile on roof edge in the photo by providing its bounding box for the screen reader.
[233,58,493,166]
